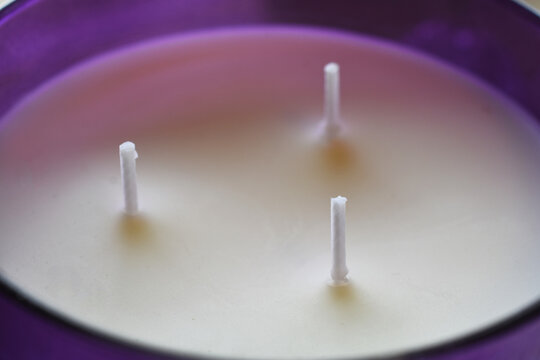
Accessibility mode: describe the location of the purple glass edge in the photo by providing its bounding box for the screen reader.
[1,1,540,360]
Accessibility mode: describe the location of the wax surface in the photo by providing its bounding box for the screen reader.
[1,28,540,359]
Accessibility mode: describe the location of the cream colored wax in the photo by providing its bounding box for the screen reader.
[1,28,540,359]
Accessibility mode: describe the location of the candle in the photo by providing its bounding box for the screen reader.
[1,27,540,359]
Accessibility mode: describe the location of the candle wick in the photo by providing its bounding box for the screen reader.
[330,196,349,286]
[119,141,139,215]
[323,62,341,141]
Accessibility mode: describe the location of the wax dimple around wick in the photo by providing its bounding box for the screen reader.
[321,138,356,173]
[117,213,154,246]
[327,280,359,307]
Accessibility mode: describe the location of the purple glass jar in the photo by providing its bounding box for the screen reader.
[1,1,539,359]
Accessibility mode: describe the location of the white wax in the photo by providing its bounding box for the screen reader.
[1,28,540,359]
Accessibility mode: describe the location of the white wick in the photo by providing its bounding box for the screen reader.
[330,196,348,285]
[323,62,341,140]
[119,141,139,215]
